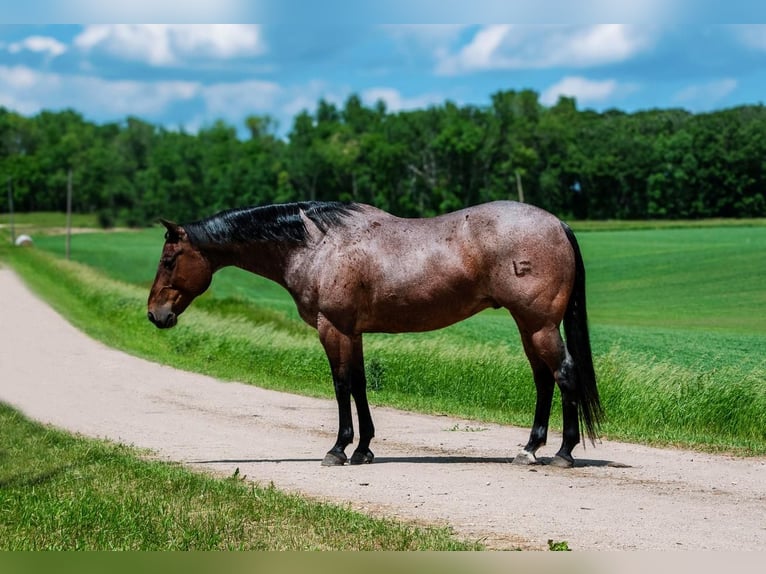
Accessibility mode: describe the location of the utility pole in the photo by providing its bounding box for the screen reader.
[6,177,14,245]
[65,168,72,260]
[515,170,525,204]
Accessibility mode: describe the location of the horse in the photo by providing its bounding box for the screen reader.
[147,200,603,468]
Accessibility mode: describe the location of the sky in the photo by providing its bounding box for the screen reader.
[1,20,766,137]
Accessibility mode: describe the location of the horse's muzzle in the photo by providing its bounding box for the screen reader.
[147,310,177,329]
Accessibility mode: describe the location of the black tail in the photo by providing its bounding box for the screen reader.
[561,222,603,443]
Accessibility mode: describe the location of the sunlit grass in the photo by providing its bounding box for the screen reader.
[0,404,479,550]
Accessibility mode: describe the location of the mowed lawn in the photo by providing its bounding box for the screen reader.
[584,226,765,333]
[581,226,766,372]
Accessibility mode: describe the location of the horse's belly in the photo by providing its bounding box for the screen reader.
[359,290,493,333]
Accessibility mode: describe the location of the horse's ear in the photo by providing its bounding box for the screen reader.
[159,218,185,242]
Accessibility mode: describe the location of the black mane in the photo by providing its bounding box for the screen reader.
[183,201,361,246]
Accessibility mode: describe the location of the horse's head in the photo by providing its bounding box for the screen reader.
[147,219,212,329]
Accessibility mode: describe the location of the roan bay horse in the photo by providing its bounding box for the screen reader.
[147,201,602,468]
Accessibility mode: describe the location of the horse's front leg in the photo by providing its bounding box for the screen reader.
[317,316,374,466]
[348,335,374,465]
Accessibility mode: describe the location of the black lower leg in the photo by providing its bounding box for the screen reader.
[323,377,354,466]
[523,366,555,455]
[554,358,580,466]
[554,398,580,464]
[350,371,375,465]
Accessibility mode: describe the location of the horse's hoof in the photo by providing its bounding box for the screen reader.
[321,451,347,466]
[549,454,574,468]
[512,450,538,465]
[349,450,374,465]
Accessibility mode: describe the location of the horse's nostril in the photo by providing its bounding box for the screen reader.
[148,310,177,329]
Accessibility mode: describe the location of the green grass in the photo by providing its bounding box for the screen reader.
[1,211,101,236]
[0,403,480,550]
[582,227,766,334]
[3,220,765,455]
[569,217,766,232]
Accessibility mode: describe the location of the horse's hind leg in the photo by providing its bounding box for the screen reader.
[513,331,556,465]
[513,326,580,468]
[514,366,555,465]
[550,352,580,468]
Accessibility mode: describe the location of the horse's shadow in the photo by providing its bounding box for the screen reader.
[194,456,627,468]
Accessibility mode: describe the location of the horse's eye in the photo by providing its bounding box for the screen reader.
[161,257,174,270]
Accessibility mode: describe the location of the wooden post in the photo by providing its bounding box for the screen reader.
[6,177,14,245]
[65,168,72,260]
[515,170,525,203]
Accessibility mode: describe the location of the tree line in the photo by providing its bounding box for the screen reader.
[1,89,765,226]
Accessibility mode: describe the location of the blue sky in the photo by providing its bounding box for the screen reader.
[1,23,765,137]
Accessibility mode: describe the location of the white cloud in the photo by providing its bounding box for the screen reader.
[280,80,348,119]
[437,25,655,75]
[201,81,282,121]
[361,87,444,112]
[2,66,45,90]
[8,36,67,58]
[541,76,628,106]
[74,24,265,66]
[453,25,510,71]
[89,79,200,117]
[674,78,738,109]
[0,65,200,118]
[0,63,297,135]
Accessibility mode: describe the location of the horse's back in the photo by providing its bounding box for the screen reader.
[350,200,563,245]
[302,201,574,334]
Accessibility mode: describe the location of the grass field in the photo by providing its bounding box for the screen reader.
[3,219,764,455]
[0,404,478,550]
[1,211,101,235]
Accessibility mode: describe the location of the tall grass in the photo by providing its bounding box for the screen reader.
[5,243,765,455]
[597,350,765,451]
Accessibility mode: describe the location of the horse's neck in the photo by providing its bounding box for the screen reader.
[203,240,294,287]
